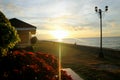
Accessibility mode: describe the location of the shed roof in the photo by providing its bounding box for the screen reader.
[9,18,36,29]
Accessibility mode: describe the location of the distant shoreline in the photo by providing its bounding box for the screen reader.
[39,40,120,52]
[38,40,120,58]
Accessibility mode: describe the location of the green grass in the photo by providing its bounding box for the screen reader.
[33,41,120,80]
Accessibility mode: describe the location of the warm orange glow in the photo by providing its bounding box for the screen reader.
[51,30,68,41]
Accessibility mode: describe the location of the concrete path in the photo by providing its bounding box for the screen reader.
[62,68,84,80]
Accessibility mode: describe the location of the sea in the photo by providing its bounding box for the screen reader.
[49,37,120,51]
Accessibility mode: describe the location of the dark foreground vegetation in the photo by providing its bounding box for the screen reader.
[0,49,73,80]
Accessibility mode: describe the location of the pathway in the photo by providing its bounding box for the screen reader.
[62,68,84,80]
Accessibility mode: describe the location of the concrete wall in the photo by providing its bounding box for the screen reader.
[17,30,32,47]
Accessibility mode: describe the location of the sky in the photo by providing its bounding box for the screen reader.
[0,0,120,40]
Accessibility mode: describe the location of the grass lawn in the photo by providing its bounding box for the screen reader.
[33,41,120,80]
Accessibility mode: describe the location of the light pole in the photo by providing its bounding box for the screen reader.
[95,6,108,58]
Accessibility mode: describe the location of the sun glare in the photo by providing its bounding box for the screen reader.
[51,30,68,41]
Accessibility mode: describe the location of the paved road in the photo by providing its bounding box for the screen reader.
[62,68,84,80]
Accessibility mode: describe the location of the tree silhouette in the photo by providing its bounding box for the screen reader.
[0,11,20,56]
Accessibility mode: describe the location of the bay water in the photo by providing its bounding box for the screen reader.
[50,37,120,50]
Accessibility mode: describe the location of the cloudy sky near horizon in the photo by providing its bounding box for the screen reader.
[0,0,120,40]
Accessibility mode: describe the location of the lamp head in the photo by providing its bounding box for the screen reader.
[105,6,108,11]
[95,6,98,12]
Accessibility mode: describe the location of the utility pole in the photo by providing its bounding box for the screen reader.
[95,6,108,58]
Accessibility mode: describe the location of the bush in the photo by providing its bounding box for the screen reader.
[0,11,20,56]
[0,50,73,80]
[31,36,37,45]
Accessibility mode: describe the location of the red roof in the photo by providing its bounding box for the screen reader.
[9,18,36,29]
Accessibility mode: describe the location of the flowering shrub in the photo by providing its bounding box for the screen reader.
[0,50,73,80]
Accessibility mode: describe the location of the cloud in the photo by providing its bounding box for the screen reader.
[0,0,24,18]
[35,29,54,40]
[0,0,120,39]
[109,22,116,27]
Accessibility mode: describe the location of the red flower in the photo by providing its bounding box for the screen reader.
[29,64,40,73]
[13,69,20,73]
[0,50,73,80]
[27,52,34,55]
[13,51,20,55]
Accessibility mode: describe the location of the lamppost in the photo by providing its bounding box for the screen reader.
[95,6,108,58]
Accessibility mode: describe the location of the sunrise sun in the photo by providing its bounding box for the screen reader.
[51,30,68,41]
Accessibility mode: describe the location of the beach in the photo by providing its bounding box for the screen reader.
[34,41,120,80]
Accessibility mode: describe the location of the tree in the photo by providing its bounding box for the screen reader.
[0,11,20,56]
[31,36,37,45]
